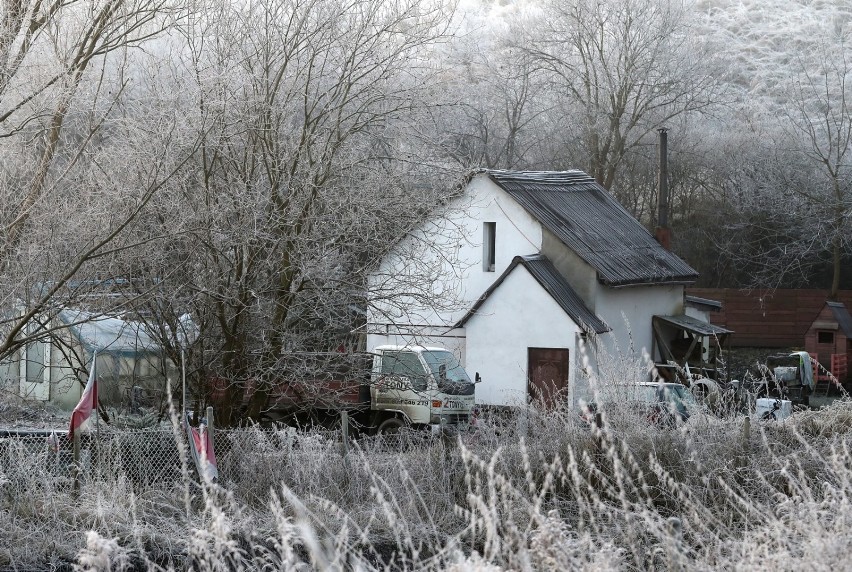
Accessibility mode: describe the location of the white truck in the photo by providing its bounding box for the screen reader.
[253,345,477,435]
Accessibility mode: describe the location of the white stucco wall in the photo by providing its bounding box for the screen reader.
[595,284,684,364]
[540,228,599,306]
[464,266,585,407]
[367,173,544,346]
[367,328,467,366]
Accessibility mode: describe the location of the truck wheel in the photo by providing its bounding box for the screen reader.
[378,417,406,435]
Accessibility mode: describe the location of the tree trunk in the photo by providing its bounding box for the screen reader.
[830,231,841,300]
[243,383,270,423]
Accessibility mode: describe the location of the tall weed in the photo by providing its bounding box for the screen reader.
[3,397,852,569]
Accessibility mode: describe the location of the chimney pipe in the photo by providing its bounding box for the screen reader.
[655,127,671,250]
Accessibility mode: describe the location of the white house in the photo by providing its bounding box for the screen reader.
[367,169,728,408]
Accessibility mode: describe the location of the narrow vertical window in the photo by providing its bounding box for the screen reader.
[483,222,496,272]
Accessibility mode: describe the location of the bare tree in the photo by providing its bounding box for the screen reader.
[0,0,182,363]
[436,6,553,170]
[776,39,852,297]
[708,29,852,295]
[114,0,460,425]
[523,0,720,193]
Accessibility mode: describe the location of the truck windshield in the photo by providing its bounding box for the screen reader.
[380,351,428,391]
[422,350,472,386]
[651,384,695,418]
[668,384,695,413]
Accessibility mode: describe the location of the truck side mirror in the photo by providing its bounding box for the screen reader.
[475,372,482,383]
[439,363,447,381]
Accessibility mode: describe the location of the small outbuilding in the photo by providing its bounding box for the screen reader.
[12,309,173,410]
[804,301,852,384]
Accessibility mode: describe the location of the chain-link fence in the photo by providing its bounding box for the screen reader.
[0,419,474,533]
[0,418,472,569]
[0,424,354,493]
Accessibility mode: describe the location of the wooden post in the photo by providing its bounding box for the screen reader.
[737,416,751,476]
[340,410,351,497]
[72,431,81,498]
[204,406,214,468]
[340,410,350,460]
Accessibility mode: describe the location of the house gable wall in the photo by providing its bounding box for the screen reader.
[464,266,585,407]
[368,173,544,342]
[367,171,692,409]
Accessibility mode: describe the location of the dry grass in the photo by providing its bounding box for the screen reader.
[3,392,852,569]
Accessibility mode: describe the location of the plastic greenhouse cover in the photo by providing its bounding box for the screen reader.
[58,309,160,354]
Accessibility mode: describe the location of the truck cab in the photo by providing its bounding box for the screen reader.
[370,345,476,434]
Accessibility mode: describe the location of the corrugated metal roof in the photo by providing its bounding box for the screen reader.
[456,254,610,335]
[685,295,722,312]
[654,314,732,336]
[484,170,699,287]
[827,301,852,338]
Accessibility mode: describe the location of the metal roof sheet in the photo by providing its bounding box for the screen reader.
[654,314,732,336]
[685,295,722,312]
[827,301,852,338]
[456,254,610,335]
[484,170,699,287]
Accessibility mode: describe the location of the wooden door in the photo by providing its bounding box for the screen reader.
[527,348,569,408]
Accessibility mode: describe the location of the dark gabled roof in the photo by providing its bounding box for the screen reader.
[827,301,852,338]
[483,170,699,287]
[455,254,610,335]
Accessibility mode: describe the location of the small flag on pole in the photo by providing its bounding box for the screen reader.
[184,411,218,482]
[69,352,98,441]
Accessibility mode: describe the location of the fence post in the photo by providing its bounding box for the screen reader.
[340,410,350,459]
[72,431,81,498]
[737,416,751,476]
[666,516,683,571]
[340,410,352,497]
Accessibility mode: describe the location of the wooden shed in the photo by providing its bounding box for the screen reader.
[804,301,852,384]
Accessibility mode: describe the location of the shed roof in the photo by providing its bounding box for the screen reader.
[455,254,610,335]
[826,301,852,338]
[58,309,161,355]
[685,295,722,312]
[653,314,732,336]
[483,170,699,287]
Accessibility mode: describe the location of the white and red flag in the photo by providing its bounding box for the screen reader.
[69,352,98,441]
[184,411,218,482]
